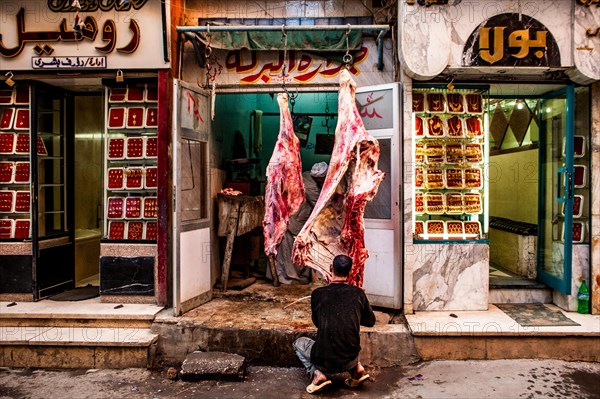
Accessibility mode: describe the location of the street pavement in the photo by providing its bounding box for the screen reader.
[1,359,599,398]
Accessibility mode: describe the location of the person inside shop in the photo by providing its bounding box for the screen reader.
[269,162,328,284]
[293,254,376,394]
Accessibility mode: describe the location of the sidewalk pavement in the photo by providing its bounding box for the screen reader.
[1,359,599,399]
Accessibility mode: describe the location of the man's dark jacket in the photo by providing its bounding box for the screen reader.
[310,282,376,372]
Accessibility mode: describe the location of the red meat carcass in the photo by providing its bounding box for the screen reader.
[292,69,385,287]
[263,93,305,258]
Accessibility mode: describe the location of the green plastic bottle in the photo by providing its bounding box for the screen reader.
[577,280,589,314]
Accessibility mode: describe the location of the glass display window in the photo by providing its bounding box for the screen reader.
[412,87,488,241]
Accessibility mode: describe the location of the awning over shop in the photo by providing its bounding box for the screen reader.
[176,24,389,71]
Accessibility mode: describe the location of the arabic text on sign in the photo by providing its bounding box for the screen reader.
[0,8,140,58]
[479,27,548,65]
[224,47,369,85]
[32,56,107,69]
[48,0,149,12]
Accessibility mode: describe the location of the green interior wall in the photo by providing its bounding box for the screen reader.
[213,91,337,182]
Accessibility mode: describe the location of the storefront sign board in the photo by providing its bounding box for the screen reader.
[0,0,168,70]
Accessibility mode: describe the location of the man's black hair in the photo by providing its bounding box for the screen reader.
[332,254,352,277]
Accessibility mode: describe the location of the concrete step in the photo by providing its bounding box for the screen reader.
[489,287,553,304]
[0,300,163,328]
[406,305,600,362]
[0,326,158,369]
[152,300,420,368]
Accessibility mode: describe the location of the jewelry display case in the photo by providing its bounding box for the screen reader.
[103,81,158,241]
[412,88,488,241]
[0,85,35,240]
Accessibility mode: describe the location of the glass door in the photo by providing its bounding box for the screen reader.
[537,86,574,294]
[32,84,74,299]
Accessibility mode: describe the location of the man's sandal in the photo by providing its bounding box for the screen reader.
[344,374,370,388]
[306,380,332,394]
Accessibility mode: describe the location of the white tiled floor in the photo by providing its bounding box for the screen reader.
[406,304,600,336]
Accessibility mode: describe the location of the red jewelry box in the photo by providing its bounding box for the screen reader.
[464,168,482,189]
[445,143,464,164]
[14,162,30,183]
[108,220,126,240]
[15,134,29,154]
[425,220,445,239]
[426,115,445,138]
[37,137,48,156]
[14,191,30,212]
[145,84,158,102]
[464,193,482,214]
[127,85,145,102]
[1,108,15,130]
[426,93,445,113]
[107,197,124,219]
[14,109,29,130]
[126,137,144,159]
[466,93,483,114]
[466,116,483,138]
[0,133,15,154]
[424,193,445,215]
[412,92,425,112]
[127,221,144,240]
[446,116,464,138]
[0,219,13,239]
[14,219,30,239]
[574,165,587,188]
[446,93,464,114]
[415,167,424,189]
[125,167,144,189]
[445,193,464,214]
[0,191,14,212]
[145,137,157,158]
[145,221,157,240]
[107,168,124,190]
[465,143,483,164]
[464,221,481,238]
[14,85,30,105]
[125,196,142,218]
[0,89,14,105]
[143,196,158,219]
[414,220,424,237]
[415,192,424,214]
[145,166,158,189]
[107,107,126,129]
[0,162,14,183]
[109,87,127,103]
[108,137,125,159]
[126,107,144,128]
[446,221,464,238]
[145,107,158,128]
[414,115,424,137]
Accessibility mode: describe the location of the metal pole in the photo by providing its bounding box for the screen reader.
[176,24,389,33]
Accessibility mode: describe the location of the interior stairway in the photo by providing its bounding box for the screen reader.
[0,300,162,369]
[489,264,552,304]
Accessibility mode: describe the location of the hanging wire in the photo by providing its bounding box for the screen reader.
[204,23,213,88]
[280,25,289,96]
[343,24,353,68]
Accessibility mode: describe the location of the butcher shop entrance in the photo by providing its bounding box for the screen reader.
[211,80,402,309]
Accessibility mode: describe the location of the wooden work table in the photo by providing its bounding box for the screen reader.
[217,193,274,291]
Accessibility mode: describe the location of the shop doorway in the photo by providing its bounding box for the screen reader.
[73,94,103,288]
[487,84,590,296]
[210,85,401,308]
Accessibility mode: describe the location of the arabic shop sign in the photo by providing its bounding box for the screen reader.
[0,0,167,70]
[33,56,106,69]
[462,13,560,67]
[208,39,392,87]
[48,0,149,12]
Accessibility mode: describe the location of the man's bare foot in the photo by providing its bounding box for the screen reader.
[312,369,328,385]
[349,362,366,380]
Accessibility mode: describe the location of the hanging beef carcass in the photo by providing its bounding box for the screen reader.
[292,69,385,288]
[263,93,305,259]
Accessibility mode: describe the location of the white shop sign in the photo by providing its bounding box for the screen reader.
[203,38,393,88]
[0,0,168,70]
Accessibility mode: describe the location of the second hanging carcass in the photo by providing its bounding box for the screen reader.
[292,69,385,288]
